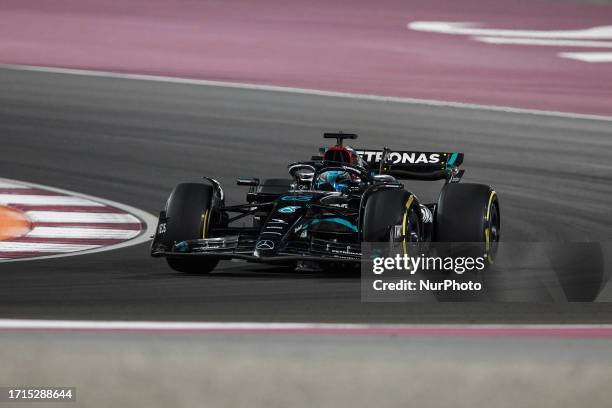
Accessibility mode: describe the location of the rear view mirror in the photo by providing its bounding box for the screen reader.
[236,177,260,187]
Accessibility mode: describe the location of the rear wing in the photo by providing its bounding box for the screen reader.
[356,150,464,181]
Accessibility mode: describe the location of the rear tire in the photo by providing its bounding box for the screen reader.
[435,183,500,263]
[164,183,219,274]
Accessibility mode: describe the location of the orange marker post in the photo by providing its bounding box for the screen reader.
[0,206,32,241]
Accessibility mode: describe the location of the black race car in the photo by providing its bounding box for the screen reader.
[151,133,500,273]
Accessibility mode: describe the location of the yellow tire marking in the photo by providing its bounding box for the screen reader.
[402,195,414,255]
[484,190,496,264]
[486,191,497,221]
[202,209,209,239]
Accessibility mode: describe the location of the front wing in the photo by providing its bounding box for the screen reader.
[151,234,362,263]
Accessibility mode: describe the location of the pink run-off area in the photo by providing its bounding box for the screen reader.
[0,0,611,115]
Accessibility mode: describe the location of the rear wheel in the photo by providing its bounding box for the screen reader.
[435,183,500,263]
[164,183,219,274]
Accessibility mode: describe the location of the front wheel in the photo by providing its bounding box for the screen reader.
[362,189,416,243]
[163,183,220,274]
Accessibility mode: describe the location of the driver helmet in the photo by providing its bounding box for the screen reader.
[324,145,361,165]
[314,170,352,192]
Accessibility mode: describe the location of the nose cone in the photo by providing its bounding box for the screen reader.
[254,196,312,257]
[254,239,277,257]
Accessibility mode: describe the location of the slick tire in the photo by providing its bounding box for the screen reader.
[164,183,219,274]
[435,183,500,263]
[362,189,417,243]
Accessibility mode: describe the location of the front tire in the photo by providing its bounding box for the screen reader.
[163,183,219,274]
[362,189,414,243]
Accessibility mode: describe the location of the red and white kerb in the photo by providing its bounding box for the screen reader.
[0,178,153,262]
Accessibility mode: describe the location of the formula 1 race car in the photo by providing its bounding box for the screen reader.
[151,133,500,273]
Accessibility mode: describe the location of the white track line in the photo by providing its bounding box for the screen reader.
[475,37,612,48]
[0,319,611,336]
[560,52,612,62]
[0,320,345,330]
[0,319,608,330]
[0,177,157,263]
[0,194,104,206]
[0,242,99,252]
[25,211,140,224]
[408,21,612,40]
[1,64,610,122]
[0,181,27,188]
[26,227,140,240]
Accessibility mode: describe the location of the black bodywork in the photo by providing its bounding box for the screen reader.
[151,134,468,265]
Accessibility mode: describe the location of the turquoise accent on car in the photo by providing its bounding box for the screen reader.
[278,206,301,214]
[309,217,358,232]
[446,152,459,171]
[281,194,313,202]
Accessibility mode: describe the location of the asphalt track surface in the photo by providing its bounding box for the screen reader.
[1,67,612,322]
